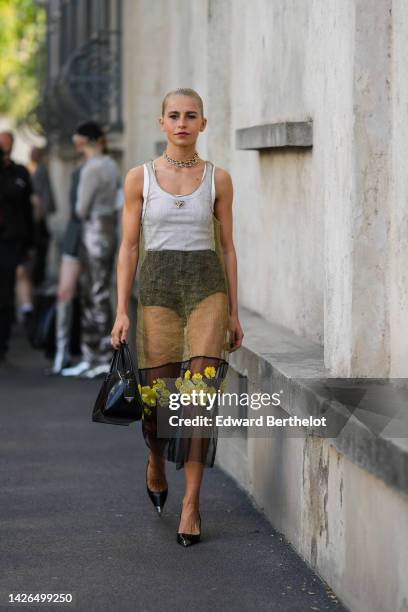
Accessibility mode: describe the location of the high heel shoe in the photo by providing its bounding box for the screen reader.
[146,459,168,516]
[177,510,201,547]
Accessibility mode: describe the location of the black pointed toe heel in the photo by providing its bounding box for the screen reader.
[177,511,201,547]
[146,459,168,516]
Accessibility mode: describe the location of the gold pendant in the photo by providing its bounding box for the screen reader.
[174,200,185,208]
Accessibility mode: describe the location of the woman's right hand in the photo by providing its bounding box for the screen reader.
[111,312,130,349]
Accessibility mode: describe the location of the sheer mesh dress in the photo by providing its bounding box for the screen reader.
[136,159,230,469]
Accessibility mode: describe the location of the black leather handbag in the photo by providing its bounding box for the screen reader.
[92,341,143,426]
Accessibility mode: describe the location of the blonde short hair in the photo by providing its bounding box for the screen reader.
[161,88,204,117]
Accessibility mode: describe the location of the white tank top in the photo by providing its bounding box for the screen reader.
[141,160,216,251]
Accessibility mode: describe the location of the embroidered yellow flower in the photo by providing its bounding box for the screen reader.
[193,380,207,393]
[140,377,173,410]
[141,385,157,406]
[152,378,166,391]
[177,378,217,406]
[204,366,216,379]
[140,368,224,410]
[180,379,195,394]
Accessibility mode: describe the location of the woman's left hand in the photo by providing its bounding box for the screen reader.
[228,314,244,352]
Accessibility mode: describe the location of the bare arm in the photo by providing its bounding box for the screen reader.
[111,165,144,348]
[214,168,244,352]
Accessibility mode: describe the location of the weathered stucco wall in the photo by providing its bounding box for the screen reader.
[390,0,408,378]
[122,0,209,171]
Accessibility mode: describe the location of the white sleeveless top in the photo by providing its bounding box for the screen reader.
[141,160,216,251]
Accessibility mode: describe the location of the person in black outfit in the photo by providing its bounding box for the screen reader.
[0,131,34,364]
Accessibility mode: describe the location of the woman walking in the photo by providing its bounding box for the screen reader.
[111,88,243,546]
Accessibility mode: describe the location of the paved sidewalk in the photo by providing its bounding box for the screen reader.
[0,328,349,612]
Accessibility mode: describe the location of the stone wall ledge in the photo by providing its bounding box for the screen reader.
[230,306,408,497]
[235,120,313,150]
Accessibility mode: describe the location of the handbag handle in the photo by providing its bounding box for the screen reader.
[109,347,121,373]
[117,342,130,372]
[122,341,136,372]
[108,341,139,389]
[109,341,143,407]
[114,341,138,379]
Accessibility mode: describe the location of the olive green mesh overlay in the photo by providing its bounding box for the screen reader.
[135,183,231,469]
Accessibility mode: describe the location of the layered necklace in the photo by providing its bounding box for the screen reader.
[163,150,199,168]
[162,150,201,208]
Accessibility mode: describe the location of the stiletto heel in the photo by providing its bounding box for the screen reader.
[177,510,201,547]
[146,459,168,516]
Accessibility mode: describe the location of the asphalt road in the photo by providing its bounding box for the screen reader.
[0,326,349,612]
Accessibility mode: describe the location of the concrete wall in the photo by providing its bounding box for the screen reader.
[229,1,323,346]
[122,0,209,171]
[390,0,408,378]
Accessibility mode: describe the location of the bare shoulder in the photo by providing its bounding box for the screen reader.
[124,164,144,198]
[213,165,233,198]
[214,165,232,183]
